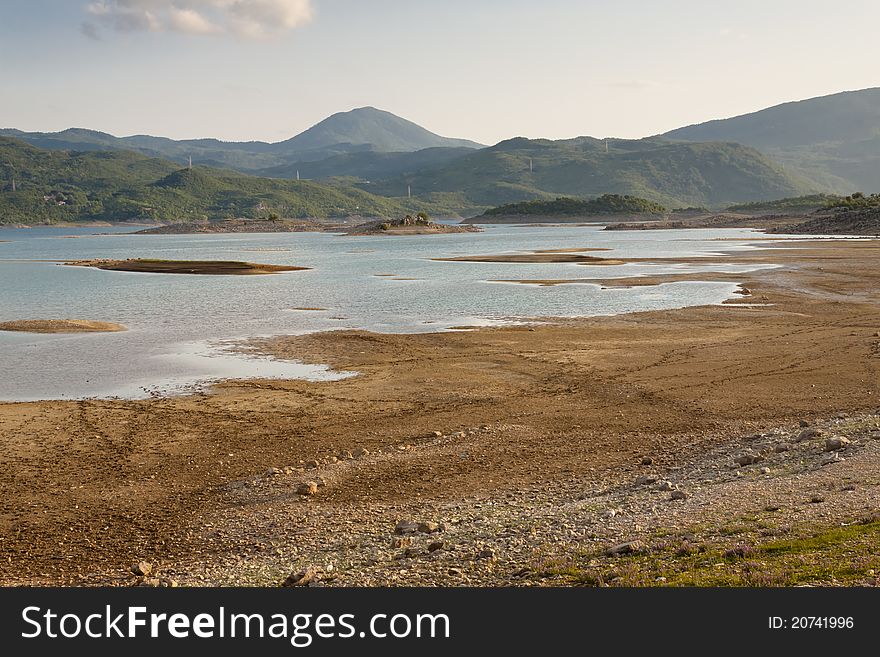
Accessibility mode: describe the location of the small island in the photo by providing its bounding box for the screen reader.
[346,213,482,236]
[464,195,668,224]
[135,218,347,235]
[0,319,127,333]
[65,259,310,275]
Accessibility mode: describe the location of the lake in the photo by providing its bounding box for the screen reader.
[0,224,781,401]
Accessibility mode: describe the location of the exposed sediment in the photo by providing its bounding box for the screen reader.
[65,259,310,275]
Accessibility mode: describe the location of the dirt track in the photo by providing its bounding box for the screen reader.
[1,239,879,585]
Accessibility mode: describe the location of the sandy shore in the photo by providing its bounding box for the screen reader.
[66,259,309,275]
[1,239,879,586]
[0,319,127,333]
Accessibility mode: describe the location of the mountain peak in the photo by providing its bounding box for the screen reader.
[278,107,484,154]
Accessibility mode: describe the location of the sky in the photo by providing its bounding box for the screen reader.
[2,0,879,145]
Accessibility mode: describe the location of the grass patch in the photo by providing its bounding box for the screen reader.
[535,520,880,587]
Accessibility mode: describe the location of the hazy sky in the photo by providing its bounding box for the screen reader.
[2,0,878,145]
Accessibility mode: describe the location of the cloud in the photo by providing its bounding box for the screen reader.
[83,0,314,39]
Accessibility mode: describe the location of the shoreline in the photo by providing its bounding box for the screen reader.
[1,238,879,586]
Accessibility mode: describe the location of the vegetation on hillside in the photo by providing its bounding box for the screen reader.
[483,194,667,217]
[664,87,880,194]
[0,137,413,225]
[825,191,880,210]
[726,194,843,213]
[365,137,816,209]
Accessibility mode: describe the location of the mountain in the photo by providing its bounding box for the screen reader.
[274,107,483,153]
[0,107,483,174]
[663,88,880,193]
[256,146,475,181]
[0,137,413,225]
[362,136,816,209]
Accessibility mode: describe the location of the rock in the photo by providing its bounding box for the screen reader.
[810,495,825,504]
[477,548,496,561]
[131,561,153,577]
[160,578,179,588]
[636,474,659,486]
[417,521,441,534]
[390,537,411,549]
[432,431,443,438]
[428,540,445,552]
[760,467,771,475]
[670,490,688,501]
[734,452,763,466]
[352,447,370,458]
[774,443,791,453]
[448,567,463,576]
[640,456,654,466]
[297,481,318,496]
[339,451,353,460]
[282,566,319,587]
[266,467,283,476]
[824,436,851,451]
[394,520,420,535]
[657,480,676,491]
[305,460,320,469]
[138,578,162,587]
[606,541,644,556]
[795,427,823,442]
[799,419,811,428]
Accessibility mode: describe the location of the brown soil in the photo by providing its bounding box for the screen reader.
[0,319,127,333]
[65,259,309,275]
[1,239,879,586]
[434,253,627,264]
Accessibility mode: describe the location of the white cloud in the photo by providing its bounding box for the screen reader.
[83,0,314,39]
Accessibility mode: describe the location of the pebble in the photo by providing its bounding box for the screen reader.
[824,436,851,452]
[131,561,153,577]
[297,482,318,496]
[282,566,319,587]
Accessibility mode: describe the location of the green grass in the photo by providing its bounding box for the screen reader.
[535,519,880,587]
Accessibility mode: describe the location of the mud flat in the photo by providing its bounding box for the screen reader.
[65,259,310,275]
[434,253,626,265]
[0,319,127,333]
[1,239,880,586]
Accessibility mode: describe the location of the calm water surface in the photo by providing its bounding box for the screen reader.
[0,224,782,401]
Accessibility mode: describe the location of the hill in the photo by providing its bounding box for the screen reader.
[0,137,411,225]
[365,136,816,209]
[0,107,483,174]
[275,107,483,154]
[472,194,667,223]
[725,194,843,214]
[663,88,880,193]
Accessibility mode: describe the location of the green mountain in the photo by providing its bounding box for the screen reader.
[257,146,475,181]
[0,107,483,174]
[0,137,411,225]
[363,136,816,209]
[663,88,880,193]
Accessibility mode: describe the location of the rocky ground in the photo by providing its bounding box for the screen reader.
[132,412,879,587]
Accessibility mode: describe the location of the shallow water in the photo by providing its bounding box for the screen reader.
[0,223,782,401]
